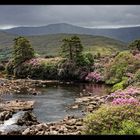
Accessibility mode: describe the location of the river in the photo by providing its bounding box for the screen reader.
[1,83,110,123]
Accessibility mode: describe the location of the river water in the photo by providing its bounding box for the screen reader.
[1,83,110,123]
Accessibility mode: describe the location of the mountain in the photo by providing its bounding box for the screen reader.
[3,23,140,42]
[0,32,127,60]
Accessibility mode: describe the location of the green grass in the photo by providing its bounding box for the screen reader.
[0,32,128,60]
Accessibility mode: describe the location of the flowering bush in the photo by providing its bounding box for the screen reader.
[105,86,140,106]
[111,86,140,96]
[112,97,139,105]
[85,71,103,82]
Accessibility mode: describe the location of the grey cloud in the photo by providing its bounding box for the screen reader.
[0,5,140,28]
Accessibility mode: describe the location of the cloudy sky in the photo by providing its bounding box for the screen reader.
[0,5,140,29]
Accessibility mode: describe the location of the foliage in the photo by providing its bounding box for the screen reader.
[129,39,140,51]
[60,35,83,62]
[59,36,94,81]
[0,33,127,60]
[83,104,140,135]
[76,53,94,67]
[13,36,35,67]
[58,60,90,81]
[133,69,140,82]
[117,120,140,135]
[85,71,103,83]
[111,77,128,92]
[112,97,139,105]
[5,59,14,75]
[41,60,58,80]
[7,58,59,79]
[105,86,140,104]
[105,51,140,85]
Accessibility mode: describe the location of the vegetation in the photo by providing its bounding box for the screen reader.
[13,37,35,67]
[58,36,94,81]
[83,104,140,135]
[2,33,140,135]
[0,32,127,60]
[5,35,94,81]
[129,39,140,51]
[61,36,83,62]
[105,51,140,85]
[111,77,128,92]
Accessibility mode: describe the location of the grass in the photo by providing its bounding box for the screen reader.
[0,32,128,60]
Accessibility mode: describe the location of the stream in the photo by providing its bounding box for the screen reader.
[1,83,110,123]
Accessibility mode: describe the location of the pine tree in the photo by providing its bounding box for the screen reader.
[61,35,83,62]
[13,36,35,67]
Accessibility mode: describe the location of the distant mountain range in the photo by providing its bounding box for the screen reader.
[2,23,140,42]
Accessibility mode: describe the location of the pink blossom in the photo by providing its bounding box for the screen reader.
[85,71,103,82]
[106,86,140,106]
[112,97,139,105]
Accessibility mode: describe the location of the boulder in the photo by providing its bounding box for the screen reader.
[0,111,13,121]
[66,119,77,126]
[17,111,39,126]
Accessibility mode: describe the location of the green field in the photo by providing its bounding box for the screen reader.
[0,32,128,60]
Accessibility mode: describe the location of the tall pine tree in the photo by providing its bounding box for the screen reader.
[13,36,35,67]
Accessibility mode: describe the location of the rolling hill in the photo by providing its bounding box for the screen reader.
[3,23,140,42]
[0,32,127,61]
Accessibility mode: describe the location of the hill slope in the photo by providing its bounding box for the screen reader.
[3,23,140,42]
[0,32,127,60]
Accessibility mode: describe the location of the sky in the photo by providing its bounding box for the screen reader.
[0,5,140,29]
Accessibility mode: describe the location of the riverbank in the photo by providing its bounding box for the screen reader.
[0,78,140,135]
[0,94,106,135]
[0,78,76,95]
[3,77,140,135]
[0,78,108,135]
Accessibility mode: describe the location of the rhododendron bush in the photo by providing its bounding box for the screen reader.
[85,71,103,83]
[105,86,140,105]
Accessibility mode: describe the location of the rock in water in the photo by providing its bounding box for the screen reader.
[17,111,39,126]
[0,100,35,111]
[0,111,13,121]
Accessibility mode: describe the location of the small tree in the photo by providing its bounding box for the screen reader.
[13,36,35,67]
[61,35,83,62]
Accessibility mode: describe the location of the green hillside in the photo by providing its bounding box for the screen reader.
[0,32,128,60]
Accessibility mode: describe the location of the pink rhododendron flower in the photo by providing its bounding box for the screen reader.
[85,71,103,82]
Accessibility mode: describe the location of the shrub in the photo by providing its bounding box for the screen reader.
[85,71,103,83]
[112,97,139,105]
[41,61,58,80]
[105,51,140,85]
[5,60,15,75]
[133,69,140,82]
[118,120,140,135]
[83,104,140,135]
[111,77,128,92]
[76,53,94,67]
[58,60,88,81]
[105,86,140,103]
[7,58,59,79]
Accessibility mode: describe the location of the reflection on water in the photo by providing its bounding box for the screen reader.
[1,83,110,123]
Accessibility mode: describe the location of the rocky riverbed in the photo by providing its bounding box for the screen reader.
[0,94,107,135]
[0,78,109,135]
[0,78,74,95]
